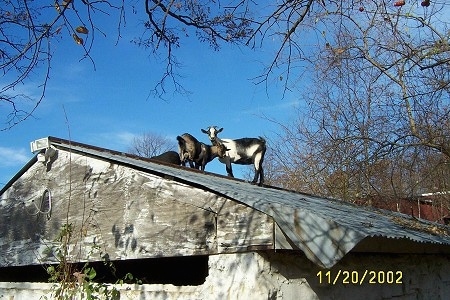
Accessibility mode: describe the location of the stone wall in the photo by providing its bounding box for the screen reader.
[0,251,449,299]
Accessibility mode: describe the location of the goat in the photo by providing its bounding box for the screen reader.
[177,133,228,171]
[201,126,266,186]
[177,133,202,168]
[149,151,181,166]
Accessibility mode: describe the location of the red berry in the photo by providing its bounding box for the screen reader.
[359,6,364,12]
[394,0,405,7]
[421,0,430,7]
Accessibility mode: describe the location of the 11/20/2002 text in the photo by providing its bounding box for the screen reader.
[316,270,403,285]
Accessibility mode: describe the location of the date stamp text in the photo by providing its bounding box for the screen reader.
[316,270,403,285]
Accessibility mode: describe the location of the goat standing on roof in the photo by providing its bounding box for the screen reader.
[177,133,228,171]
[202,126,266,186]
[149,151,182,166]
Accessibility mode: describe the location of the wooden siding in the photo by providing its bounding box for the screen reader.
[0,149,273,267]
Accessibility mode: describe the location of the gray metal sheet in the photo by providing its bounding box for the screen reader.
[9,137,450,268]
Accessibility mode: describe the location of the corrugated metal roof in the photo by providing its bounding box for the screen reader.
[2,137,450,268]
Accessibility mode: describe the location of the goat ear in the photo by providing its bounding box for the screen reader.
[201,129,208,134]
[176,136,185,145]
[217,127,223,133]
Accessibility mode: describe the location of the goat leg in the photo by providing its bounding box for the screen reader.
[226,161,234,177]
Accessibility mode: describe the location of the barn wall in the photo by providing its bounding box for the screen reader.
[0,149,273,267]
[0,251,449,299]
[203,251,450,299]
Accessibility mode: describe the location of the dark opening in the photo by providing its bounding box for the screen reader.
[0,255,208,286]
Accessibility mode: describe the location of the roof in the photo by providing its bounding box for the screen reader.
[2,136,450,268]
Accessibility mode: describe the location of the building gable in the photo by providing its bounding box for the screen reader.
[1,136,449,270]
[0,145,273,267]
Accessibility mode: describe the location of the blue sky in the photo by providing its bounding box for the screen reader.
[0,5,303,188]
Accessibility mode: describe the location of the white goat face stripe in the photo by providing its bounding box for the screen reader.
[209,128,218,139]
[204,126,223,140]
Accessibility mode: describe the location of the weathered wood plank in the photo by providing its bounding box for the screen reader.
[216,200,274,252]
[0,149,275,267]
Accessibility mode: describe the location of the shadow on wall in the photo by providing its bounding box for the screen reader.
[261,250,449,300]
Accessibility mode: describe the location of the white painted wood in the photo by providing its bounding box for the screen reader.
[0,149,274,267]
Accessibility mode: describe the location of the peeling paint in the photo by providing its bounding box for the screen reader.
[0,148,273,267]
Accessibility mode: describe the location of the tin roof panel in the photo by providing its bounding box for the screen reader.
[3,136,448,268]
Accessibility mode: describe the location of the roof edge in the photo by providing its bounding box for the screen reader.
[0,154,38,196]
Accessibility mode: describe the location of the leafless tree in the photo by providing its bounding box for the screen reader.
[267,11,450,201]
[1,0,125,130]
[128,131,175,158]
[142,1,450,202]
[3,1,449,130]
[141,1,449,94]
[2,1,450,203]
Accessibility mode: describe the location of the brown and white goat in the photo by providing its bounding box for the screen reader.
[201,126,266,186]
[177,133,228,171]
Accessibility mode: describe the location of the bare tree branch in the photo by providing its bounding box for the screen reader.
[128,131,175,158]
[0,0,124,130]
